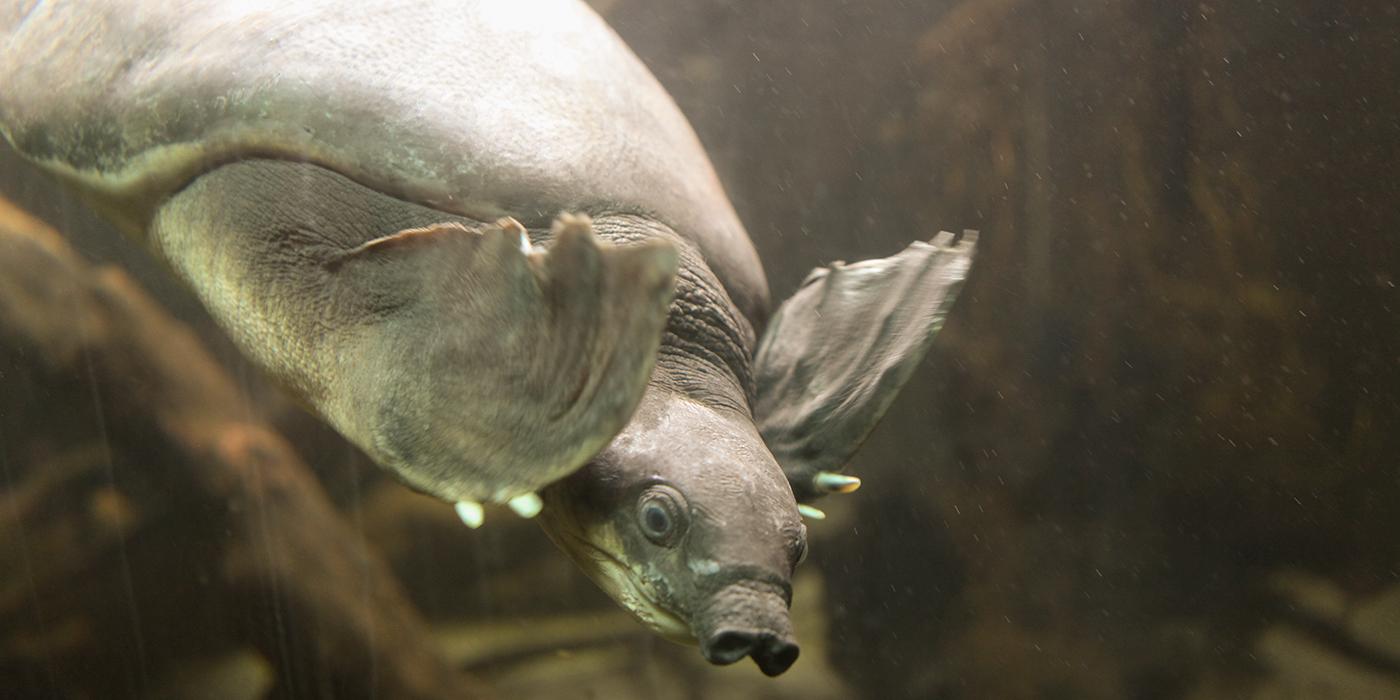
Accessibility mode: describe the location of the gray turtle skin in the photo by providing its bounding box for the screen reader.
[0,0,977,676]
[0,0,766,320]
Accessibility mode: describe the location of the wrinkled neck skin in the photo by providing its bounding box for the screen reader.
[540,214,807,676]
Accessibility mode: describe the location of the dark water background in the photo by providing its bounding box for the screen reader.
[2,1,1398,698]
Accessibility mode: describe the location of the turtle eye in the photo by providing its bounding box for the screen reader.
[637,485,687,546]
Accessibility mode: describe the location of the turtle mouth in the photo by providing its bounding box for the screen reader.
[562,532,693,643]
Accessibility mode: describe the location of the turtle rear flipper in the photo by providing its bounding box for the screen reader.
[152,159,678,503]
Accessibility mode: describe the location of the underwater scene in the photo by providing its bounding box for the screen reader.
[1,0,1397,698]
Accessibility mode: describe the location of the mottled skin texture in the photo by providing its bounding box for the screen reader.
[0,0,978,677]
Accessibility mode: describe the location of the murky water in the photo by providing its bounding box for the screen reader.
[2,1,1398,698]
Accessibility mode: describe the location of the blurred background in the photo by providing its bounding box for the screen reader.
[2,0,1398,698]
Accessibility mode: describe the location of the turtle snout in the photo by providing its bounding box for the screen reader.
[695,581,800,676]
[702,628,800,676]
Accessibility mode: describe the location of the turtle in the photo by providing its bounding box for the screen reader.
[0,0,976,676]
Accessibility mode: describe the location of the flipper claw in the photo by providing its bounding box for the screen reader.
[494,217,533,254]
[797,504,827,521]
[455,500,485,529]
[550,211,593,237]
[507,492,544,519]
[814,471,862,494]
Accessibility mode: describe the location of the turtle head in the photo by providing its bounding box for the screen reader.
[539,387,806,677]
[536,220,979,677]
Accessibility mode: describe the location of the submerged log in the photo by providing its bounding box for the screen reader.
[0,195,484,699]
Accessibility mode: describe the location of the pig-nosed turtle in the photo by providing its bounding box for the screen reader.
[0,0,976,676]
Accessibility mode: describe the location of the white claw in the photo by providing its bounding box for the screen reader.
[507,492,544,519]
[814,471,862,494]
[494,217,534,254]
[797,504,827,521]
[454,500,485,529]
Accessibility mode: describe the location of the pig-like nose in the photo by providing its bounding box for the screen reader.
[702,628,800,676]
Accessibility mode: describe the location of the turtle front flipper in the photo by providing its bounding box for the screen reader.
[752,231,977,506]
[151,160,678,505]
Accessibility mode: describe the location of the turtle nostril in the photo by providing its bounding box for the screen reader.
[752,635,800,677]
[702,630,756,666]
[702,630,800,674]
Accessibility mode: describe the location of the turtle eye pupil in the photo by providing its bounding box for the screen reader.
[644,504,670,535]
[637,485,688,546]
